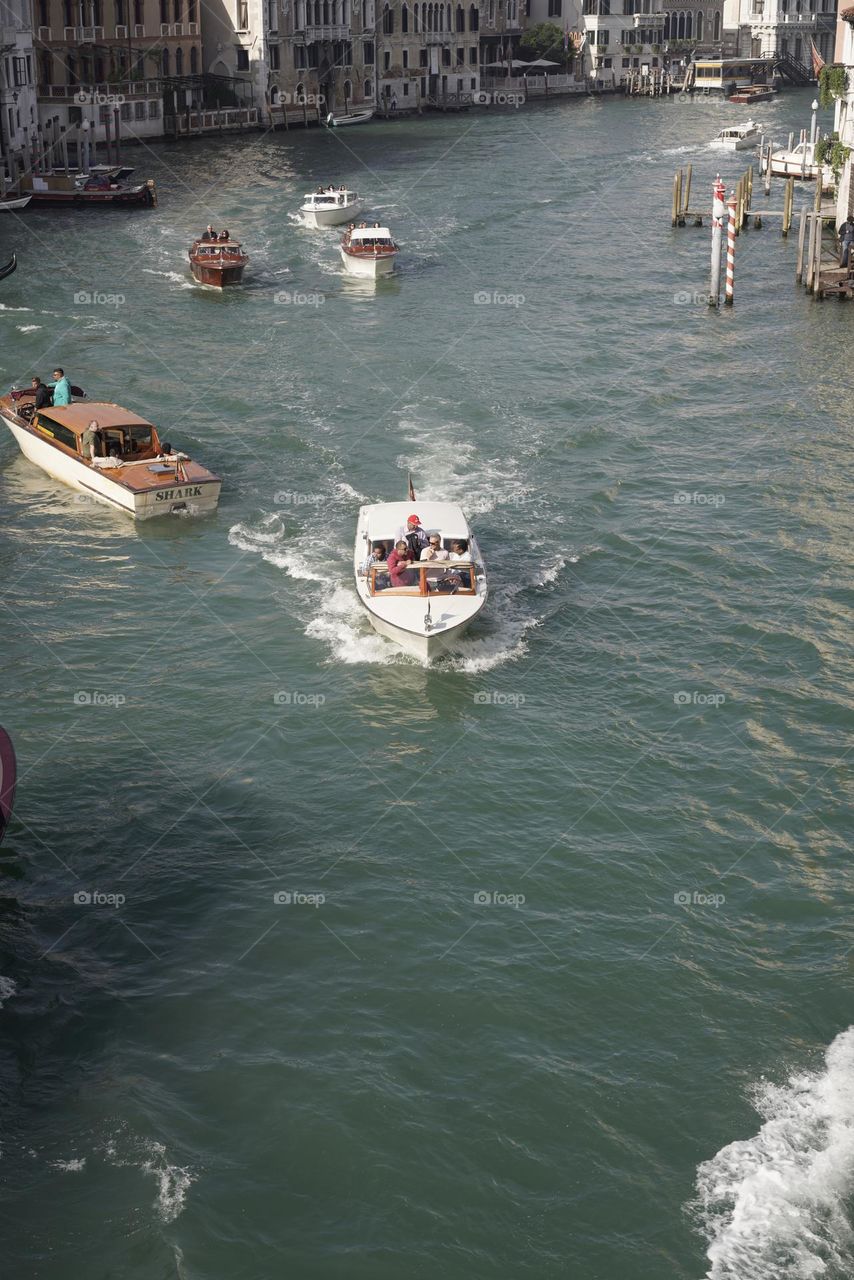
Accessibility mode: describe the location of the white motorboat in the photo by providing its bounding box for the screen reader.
[770,139,828,180]
[301,186,363,228]
[0,194,31,212]
[710,120,762,151]
[0,390,221,519]
[354,499,487,661]
[326,108,374,127]
[340,225,398,279]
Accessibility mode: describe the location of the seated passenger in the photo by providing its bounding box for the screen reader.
[202,225,216,241]
[449,540,469,560]
[219,229,230,242]
[388,540,417,587]
[368,542,388,565]
[420,535,449,561]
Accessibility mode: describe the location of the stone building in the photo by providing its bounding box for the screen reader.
[1,0,38,179]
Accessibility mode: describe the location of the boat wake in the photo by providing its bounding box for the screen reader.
[690,1027,854,1280]
[101,1130,195,1223]
[0,974,17,1008]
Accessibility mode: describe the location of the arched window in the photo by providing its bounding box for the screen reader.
[713,8,720,37]
[343,77,352,99]
[413,2,418,28]
[162,47,169,74]
[323,0,329,21]
[469,2,477,27]
[296,80,305,101]
[455,3,463,29]
[696,10,702,37]
[190,45,198,71]
[402,1,408,29]
[364,77,372,95]
[677,11,684,37]
[176,45,183,73]
[684,11,691,36]
[382,1,394,31]
[446,3,451,27]
[438,3,443,27]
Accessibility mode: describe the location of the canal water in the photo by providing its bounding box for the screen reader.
[1,88,852,1280]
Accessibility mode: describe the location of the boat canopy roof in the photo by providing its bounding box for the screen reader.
[362,501,471,541]
[42,402,154,435]
[350,226,392,241]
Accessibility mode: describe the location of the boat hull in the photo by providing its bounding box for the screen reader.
[0,196,31,212]
[770,157,820,180]
[26,183,156,208]
[302,201,363,227]
[1,414,221,519]
[361,605,477,661]
[327,110,374,127]
[340,248,397,278]
[190,261,247,287]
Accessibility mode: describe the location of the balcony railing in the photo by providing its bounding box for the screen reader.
[305,23,348,39]
[37,78,164,99]
[634,12,665,25]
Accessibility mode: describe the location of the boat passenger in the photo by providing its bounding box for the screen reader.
[202,225,216,241]
[368,542,388,564]
[388,541,417,587]
[404,514,429,559]
[449,540,469,560]
[49,367,71,407]
[81,419,103,460]
[31,377,51,410]
[219,229,230,242]
[420,535,449,561]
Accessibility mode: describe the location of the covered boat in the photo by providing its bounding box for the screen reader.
[189,235,249,287]
[301,187,363,228]
[0,391,221,519]
[354,500,487,660]
[340,225,398,278]
[710,120,761,151]
[20,165,156,207]
[770,139,827,180]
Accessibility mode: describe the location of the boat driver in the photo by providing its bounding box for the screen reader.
[49,368,71,407]
[31,377,51,411]
[81,419,103,460]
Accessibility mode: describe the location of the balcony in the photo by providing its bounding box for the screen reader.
[37,77,164,100]
[61,24,105,40]
[634,12,664,25]
[305,23,348,38]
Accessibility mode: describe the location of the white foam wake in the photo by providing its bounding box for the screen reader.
[0,975,17,1009]
[692,1027,854,1280]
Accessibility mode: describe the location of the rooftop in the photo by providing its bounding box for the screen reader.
[42,402,153,435]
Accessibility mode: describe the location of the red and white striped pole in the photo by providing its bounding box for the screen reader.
[724,191,737,307]
[709,175,726,307]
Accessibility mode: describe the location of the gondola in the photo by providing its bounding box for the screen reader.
[0,254,17,282]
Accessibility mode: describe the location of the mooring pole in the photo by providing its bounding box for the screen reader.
[796,207,807,282]
[683,163,692,221]
[672,169,682,227]
[709,174,725,307]
[725,191,736,306]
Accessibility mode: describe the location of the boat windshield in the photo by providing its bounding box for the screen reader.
[370,563,476,596]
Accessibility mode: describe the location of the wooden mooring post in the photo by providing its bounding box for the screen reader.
[796,207,807,282]
[672,169,683,226]
[782,177,794,237]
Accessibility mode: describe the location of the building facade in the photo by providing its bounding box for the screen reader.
[1,0,38,179]
[721,0,827,67]
[582,0,668,84]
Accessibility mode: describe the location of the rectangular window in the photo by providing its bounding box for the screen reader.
[269,43,280,67]
[149,100,160,117]
[469,46,476,62]
[135,100,146,118]
[456,46,463,62]
[36,417,77,451]
[238,0,248,27]
[548,0,561,14]
[363,39,374,63]
[622,56,629,65]
[236,46,249,69]
[403,80,409,93]
[121,101,131,120]
[402,47,408,66]
[442,47,451,64]
[419,47,427,65]
[383,49,390,68]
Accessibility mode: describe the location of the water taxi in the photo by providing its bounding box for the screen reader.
[710,121,762,151]
[0,391,221,518]
[20,165,156,208]
[326,108,374,127]
[189,235,249,287]
[300,187,363,228]
[728,86,775,104]
[340,225,398,279]
[770,140,826,180]
[354,500,487,660]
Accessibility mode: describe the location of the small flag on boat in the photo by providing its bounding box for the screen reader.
[408,473,416,501]
[810,38,825,77]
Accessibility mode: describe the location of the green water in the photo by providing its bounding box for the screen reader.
[1,90,853,1280]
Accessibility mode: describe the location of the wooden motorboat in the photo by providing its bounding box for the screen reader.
[326,108,374,127]
[0,254,16,282]
[340,225,398,279]
[20,165,156,207]
[354,498,487,660]
[301,186,363,228]
[0,390,221,519]
[189,236,249,287]
[0,195,31,212]
[710,120,762,151]
[729,86,775,104]
[770,139,825,180]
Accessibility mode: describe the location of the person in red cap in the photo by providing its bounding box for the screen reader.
[404,513,429,560]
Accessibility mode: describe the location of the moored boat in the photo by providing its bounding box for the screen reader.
[340,225,398,278]
[326,108,374,127]
[0,254,16,281]
[354,498,487,660]
[188,235,249,287]
[0,194,31,212]
[728,86,775,104]
[301,186,363,228]
[710,120,762,151]
[20,165,156,208]
[0,390,221,519]
[770,139,826,180]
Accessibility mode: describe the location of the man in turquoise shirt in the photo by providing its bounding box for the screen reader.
[49,368,71,406]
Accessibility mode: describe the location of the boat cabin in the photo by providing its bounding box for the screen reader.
[304,189,358,209]
[192,240,244,256]
[360,501,477,596]
[26,402,161,463]
[344,226,396,252]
